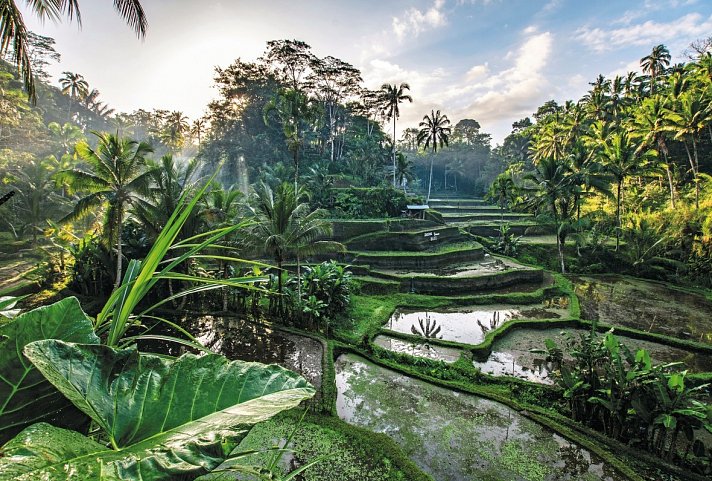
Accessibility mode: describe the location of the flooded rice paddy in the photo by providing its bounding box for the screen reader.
[472,327,712,384]
[373,334,462,362]
[143,315,323,390]
[571,275,712,344]
[385,302,569,345]
[335,353,626,481]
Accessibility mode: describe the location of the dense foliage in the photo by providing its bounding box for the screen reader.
[494,46,712,285]
[535,326,712,470]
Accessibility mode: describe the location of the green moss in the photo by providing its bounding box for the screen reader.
[230,411,432,481]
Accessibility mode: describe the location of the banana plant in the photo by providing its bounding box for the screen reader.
[0,340,314,480]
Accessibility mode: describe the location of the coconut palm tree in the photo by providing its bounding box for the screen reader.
[0,0,147,102]
[630,96,676,208]
[417,109,451,202]
[57,132,154,288]
[522,156,576,273]
[394,152,415,192]
[249,182,341,315]
[598,130,655,250]
[264,88,321,191]
[664,92,711,209]
[486,172,516,223]
[379,83,413,187]
[640,44,671,94]
[160,111,190,153]
[59,71,89,121]
[191,118,207,147]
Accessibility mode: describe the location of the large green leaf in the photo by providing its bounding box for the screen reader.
[0,298,99,443]
[0,341,314,480]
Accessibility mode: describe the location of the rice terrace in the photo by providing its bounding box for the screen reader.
[0,1,711,480]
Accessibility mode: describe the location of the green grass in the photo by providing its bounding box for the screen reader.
[349,241,482,257]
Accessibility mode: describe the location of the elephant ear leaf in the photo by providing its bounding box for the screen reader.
[0,340,315,480]
[0,297,99,443]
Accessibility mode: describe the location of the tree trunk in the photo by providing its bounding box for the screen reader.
[277,258,284,316]
[222,261,229,312]
[114,204,123,289]
[557,229,566,274]
[392,117,397,188]
[664,161,676,209]
[296,253,301,300]
[427,157,434,203]
[615,180,622,251]
[293,147,299,193]
[682,140,699,209]
[692,136,700,210]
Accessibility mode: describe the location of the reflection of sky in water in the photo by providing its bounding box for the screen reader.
[388,308,515,344]
[473,350,555,385]
[189,316,324,389]
[386,304,565,345]
[373,335,461,362]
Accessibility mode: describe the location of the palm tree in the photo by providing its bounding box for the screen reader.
[0,0,147,102]
[486,172,516,224]
[665,92,711,209]
[394,152,415,192]
[199,183,244,311]
[160,111,190,153]
[134,155,201,238]
[640,44,671,94]
[83,89,115,118]
[598,130,655,250]
[264,88,321,191]
[57,132,154,288]
[630,96,676,208]
[417,109,451,202]
[522,156,576,273]
[59,71,89,121]
[191,118,207,147]
[379,83,413,188]
[249,182,340,315]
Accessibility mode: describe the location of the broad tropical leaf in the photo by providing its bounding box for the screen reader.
[0,341,314,480]
[0,298,99,443]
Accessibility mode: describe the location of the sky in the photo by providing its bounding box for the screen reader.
[19,0,712,144]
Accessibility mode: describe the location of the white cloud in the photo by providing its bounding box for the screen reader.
[542,0,563,13]
[359,29,555,143]
[577,13,712,53]
[459,31,554,124]
[466,63,489,81]
[392,0,448,40]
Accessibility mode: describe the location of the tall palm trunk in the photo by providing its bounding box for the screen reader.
[552,203,565,273]
[664,161,675,209]
[392,117,397,188]
[427,157,434,203]
[615,180,622,251]
[682,139,700,209]
[114,203,123,289]
[277,257,284,316]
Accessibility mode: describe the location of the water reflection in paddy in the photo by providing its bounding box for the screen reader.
[373,334,461,362]
[473,327,712,384]
[335,353,625,481]
[386,302,568,345]
[142,315,323,391]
